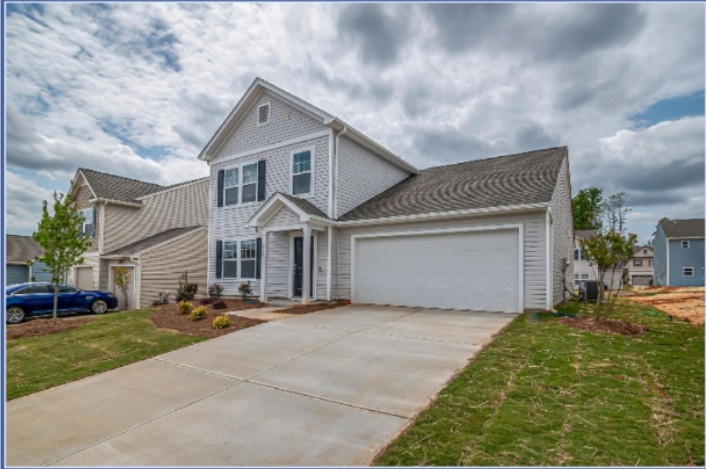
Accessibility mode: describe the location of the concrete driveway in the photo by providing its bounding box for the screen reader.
[7,305,516,467]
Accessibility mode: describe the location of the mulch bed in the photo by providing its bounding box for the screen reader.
[150,299,266,338]
[557,316,648,336]
[7,317,96,340]
[277,300,349,315]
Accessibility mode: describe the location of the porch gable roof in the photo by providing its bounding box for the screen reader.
[246,192,330,229]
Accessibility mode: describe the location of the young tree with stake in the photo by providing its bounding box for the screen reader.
[32,190,92,323]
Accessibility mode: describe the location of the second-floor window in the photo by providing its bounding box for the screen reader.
[634,259,642,267]
[292,149,312,196]
[81,208,95,238]
[242,163,258,203]
[224,168,239,206]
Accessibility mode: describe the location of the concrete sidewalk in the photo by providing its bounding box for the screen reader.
[7,305,516,467]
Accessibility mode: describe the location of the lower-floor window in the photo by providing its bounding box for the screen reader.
[223,241,238,278]
[683,267,694,277]
[220,238,259,280]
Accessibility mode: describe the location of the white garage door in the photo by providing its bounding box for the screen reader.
[353,228,521,312]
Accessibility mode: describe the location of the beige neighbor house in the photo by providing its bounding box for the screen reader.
[573,229,622,290]
[66,169,208,308]
[197,78,573,313]
[629,245,654,286]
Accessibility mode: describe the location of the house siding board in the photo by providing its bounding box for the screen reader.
[549,157,573,305]
[667,239,705,286]
[102,179,209,253]
[139,229,208,308]
[266,232,290,298]
[336,136,411,217]
[335,211,547,309]
[218,92,324,157]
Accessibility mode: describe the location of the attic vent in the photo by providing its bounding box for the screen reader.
[257,103,270,125]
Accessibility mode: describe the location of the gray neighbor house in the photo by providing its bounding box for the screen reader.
[198,78,574,313]
[6,235,52,285]
[653,218,704,287]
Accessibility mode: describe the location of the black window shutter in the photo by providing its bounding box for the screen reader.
[215,240,223,279]
[256,237,262,279]
[257,160,266,201]
[217,170,225,207]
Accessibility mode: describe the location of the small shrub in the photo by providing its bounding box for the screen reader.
[199,298,213,305]
[238,281,252,301]
[212,315,231,329]
[190,306,208,321]
[177,301,193,315]
[208,283,223,299]
[151,300,161,307]
[213,301,227,310]
[176,272,198,301]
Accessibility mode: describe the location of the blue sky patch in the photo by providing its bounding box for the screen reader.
[630,90,705,128]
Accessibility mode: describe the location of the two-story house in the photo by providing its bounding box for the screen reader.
[66,169,209,308]
[653,218,704,286]
[197,78,573,313]
[573,229,622,290]
[628,245,654,286]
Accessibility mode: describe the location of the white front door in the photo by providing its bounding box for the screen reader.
[353,228,521,312]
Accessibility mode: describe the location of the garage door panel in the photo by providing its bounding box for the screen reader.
[354,229,520,312]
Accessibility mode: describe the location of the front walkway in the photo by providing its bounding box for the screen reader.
[7,305,516,466]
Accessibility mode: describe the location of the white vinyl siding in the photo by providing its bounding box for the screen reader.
[336,136,411,217]
[549,156,573,306]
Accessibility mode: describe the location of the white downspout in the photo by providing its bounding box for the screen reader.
[328,129,335,219]
[130,255,141,309]
[333,126,349,220]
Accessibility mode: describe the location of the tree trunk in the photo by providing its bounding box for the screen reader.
[53,282,59,324]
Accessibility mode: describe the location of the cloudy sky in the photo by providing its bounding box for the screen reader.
[5,2,705,243]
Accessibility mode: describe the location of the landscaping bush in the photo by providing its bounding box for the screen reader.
[212,315,231,329]
[189,306,208,321]
[213,301,227,310]
[177,301,193,315]
[238,281,252,301]
[199,298,213,305]
[176,272,198,301]
[208,283,223,299]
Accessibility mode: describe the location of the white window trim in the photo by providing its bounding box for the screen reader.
[290,145,315,198]
[222,238,259,281]
[682,240,690,249]
[257,102,271,126]
[222,162,260,207]
[683,266,694,276]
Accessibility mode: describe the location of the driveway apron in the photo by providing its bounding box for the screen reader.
[7,305,516,466]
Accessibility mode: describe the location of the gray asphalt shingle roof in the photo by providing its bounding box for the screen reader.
[339,146,567,222]
[659,218,704,238]
[278,193,329,219]
[6,235,44,264]
[104,226,203,256]
[78,168,165,204]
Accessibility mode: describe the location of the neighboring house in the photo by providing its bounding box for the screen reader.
[65,169,209,308]
[573,230,622,290]
[629,245,654,286]
[5,235,52,286]
[653,218,704,287]
[197,78,573,313]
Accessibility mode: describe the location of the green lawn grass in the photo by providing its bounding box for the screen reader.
[377,300,704,466]
[6,309,207,400]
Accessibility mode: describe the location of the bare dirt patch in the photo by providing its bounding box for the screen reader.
[629,288,704,325]
[276,300,348,315]
[7,317,96,340]
[557,317,648,336]
[150,299,265,337]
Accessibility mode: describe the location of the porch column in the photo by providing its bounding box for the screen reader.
[260,231,269,303]
[302,224,311,305]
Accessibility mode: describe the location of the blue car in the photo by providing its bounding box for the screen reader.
[6,282,119,324]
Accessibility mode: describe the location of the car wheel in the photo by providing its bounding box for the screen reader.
[7,306,26,324]
[91,299,108,315]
